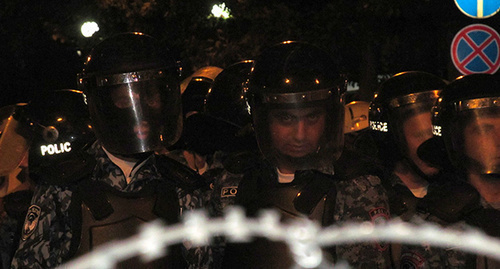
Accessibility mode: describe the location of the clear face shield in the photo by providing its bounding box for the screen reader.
[0,105,30,177]
[84,69,182,155]
[388,90,441,176]
[450,97,500,177]
[253,89,344,173]
[0,105,31,197]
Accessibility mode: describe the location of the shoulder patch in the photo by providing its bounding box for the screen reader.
[22,205,41,240]
[400,250,425,269]
[369,207,390,251]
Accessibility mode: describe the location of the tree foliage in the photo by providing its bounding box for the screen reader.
[1,0,499,106]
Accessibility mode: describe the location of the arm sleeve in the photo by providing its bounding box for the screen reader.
[179,188,213,269]
[11,185,73,269]
[335,174,392,268]
[399,215,471,268]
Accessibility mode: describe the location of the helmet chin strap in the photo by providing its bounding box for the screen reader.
[402,157,437,182]
[462,155,500,181]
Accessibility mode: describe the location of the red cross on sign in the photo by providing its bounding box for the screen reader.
[451,24,500,75]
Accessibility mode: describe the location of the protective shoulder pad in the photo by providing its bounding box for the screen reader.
[222,150,262,174]
[155,154,210,192]
[334,148,384,180]
[31,151,97,186]
[293,170,336,216]
[418,180,481,223]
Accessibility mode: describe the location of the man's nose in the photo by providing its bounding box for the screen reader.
[293,120,307,140]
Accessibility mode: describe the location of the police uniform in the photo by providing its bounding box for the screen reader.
[399,176,500,269]
[0,190,32,269]
[210,149,391,268]
[400,73,500,269]
[11,142,212,268]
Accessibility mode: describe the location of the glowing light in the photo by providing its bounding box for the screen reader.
[56,117,63,122]
[81,21,99,38]
[211,3,232,19]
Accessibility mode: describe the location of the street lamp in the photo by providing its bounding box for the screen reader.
[211,3,232,19]
[81,21,99,38]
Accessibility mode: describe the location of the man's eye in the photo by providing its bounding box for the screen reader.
[308,114,319,121]
[278,114,294,122]
[479,124,495,134]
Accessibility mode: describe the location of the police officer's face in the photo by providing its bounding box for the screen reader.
[269,107,326,160]
[403,112,440,176]
[464,115,500,174]
[110,85,162,140]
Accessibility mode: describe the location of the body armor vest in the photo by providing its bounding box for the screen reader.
[222,168,337,269]
[67,178,186,268]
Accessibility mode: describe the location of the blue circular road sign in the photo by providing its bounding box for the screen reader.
[451,24,500,75]
[455,0,500,19]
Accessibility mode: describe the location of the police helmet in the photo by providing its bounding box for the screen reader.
[169,66,223,154]
[344,101,370,134]
[0,104,32,197]
[0,104,29,177]
[202,60,258,153]
[246,41,346,172]
[369,71,447,174]
[429,73,500,177]
[181,66,223,117]
[78,32,182,155]
[16,89,95,183]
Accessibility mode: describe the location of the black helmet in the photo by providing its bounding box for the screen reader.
[246,41,346,172]
[369,71,447,176]
[78,32,182,155]
[168,66,223,154]
[0,103,31,197]
[429,73,500,177]
[180,66,222,117]
[0,104,29,177]
[11,89,95,184]
[202,60,258,153]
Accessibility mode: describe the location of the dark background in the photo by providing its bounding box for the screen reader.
[1,0,499,107]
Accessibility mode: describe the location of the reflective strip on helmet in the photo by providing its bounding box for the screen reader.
[262,89,333,104]
[80,69,167,87]
[389,90,441,108]
[369,120,388,132]
[432,125,442,136]
[454,97,500,111]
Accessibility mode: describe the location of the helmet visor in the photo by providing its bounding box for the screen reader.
[0,110,30,176]
[88,70,182,155]
[388,90,440,176]
[253,89,344,173]
[450,98,500,176]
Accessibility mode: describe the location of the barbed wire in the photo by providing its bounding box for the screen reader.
[57,207,500,269]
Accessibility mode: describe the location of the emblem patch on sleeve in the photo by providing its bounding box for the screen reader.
[369,207,390,251]
[400,250,425,269]
[22,205,41,240]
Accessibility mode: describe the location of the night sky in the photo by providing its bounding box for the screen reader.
[1,0,499,107]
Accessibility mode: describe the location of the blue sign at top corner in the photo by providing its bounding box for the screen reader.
[455,0,500,19]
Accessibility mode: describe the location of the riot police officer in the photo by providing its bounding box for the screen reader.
[368,71,449,267]
[9,89,96,268]
[0,104,33,269]
[369,71,448,219]
[218,41,391,268]
[167,65,223,173]
[11,33,210,268]
[401,73,500,268]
